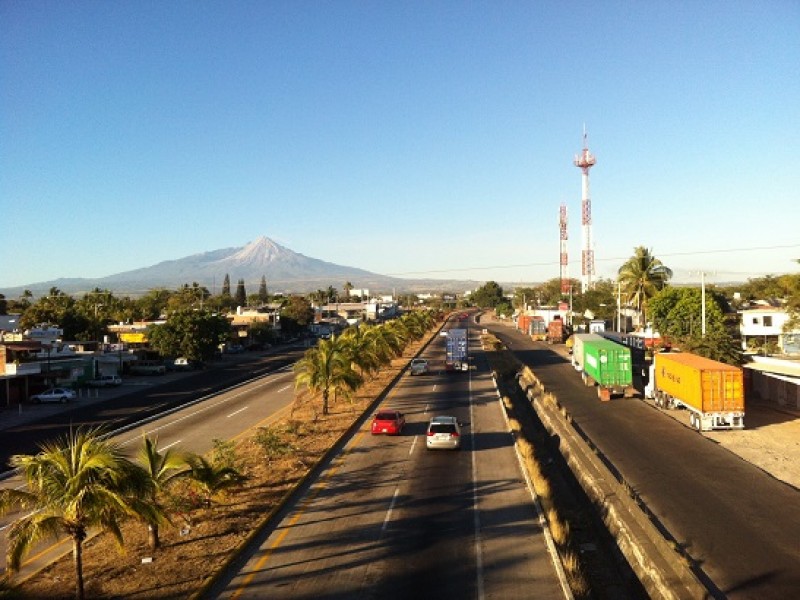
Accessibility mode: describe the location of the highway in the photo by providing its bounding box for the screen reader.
[0,348,303,578]
[205,324,568,599]
[486,321,800,600]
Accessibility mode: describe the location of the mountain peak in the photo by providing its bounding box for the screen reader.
[227,236,286,265]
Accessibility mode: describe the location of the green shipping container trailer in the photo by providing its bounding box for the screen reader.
[573,334,634,401]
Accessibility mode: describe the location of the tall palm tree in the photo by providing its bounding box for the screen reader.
[294,336,361,415]
[618,246,673,327]
[0,428,157,600]
[137,436,190,552]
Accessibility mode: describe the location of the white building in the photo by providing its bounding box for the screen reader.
[739,306,799,356]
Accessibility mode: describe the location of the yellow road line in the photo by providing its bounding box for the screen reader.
[230,429,366,599]
[230,382,406,598]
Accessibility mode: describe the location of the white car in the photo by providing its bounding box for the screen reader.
[426,415,462,450]
[410,358,429,375]
[30,387,77,404]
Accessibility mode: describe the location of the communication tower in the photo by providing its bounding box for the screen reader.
[559,203,569,294]
[573,127,596,293]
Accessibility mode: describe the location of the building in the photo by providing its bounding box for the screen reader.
[739,305,799,356]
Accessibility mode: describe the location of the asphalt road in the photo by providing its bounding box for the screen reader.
[206,324,568,599]
[0,348,305,470]
[0,347,303,579]
[487,322,800,600]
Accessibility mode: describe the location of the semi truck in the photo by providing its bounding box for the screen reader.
[445,328,469,371]
[645,352,745,431]
[572,333,634,400]
[547,316,567,344]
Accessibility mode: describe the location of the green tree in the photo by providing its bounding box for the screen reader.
[235,279,247,307]
[134,288,173,321]
[648,287,741,363]
[0,293,7,316]
[469,281,505,308]
[281,295,314,337]
[136,436,190,552]
[365,322,402,365]
[258,276,269,304]
[221,274,231,298]
[18,289,93,340]
[618,246,673,326]
[8,289,34,313]
[0,428,158,600]
[182,454,243,507]
[340,325,381,376]
[147,308,232,361]
[294,336,361,416]
[166,283,211,313]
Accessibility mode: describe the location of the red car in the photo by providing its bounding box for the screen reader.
[371,410,406,435]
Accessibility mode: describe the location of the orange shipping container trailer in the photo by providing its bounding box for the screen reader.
[647,352,744,431]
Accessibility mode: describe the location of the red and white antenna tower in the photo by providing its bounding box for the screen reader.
[573,126,596,293]
[559,203,569,294]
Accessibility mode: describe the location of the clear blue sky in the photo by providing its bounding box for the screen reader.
[2,1,799,290]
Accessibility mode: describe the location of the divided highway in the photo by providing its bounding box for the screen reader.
[205,325,568,599]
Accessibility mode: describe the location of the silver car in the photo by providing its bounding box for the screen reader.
[425,415,462,450]
[30,387,77,404]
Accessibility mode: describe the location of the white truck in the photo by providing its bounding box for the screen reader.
[445,328,468,371]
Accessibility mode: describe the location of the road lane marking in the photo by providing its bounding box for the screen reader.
[161,439,182,450]
[381,487,400,533]
[408,435,418,455]
[227,407,248,418]
[229,374,409,597]
[229,429,368,599]
[276,385,291,393]
[469,362,485,600]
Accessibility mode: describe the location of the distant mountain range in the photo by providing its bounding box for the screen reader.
[1,236,480,298]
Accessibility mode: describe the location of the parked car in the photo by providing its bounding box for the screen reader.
[174,357,204,370]
[371,410,406,435]
[410,358,429,376]
[30,387,77,404]
[88,374,122,387]
[426,415,461,450]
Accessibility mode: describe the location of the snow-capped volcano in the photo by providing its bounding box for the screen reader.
[4,236,403,296]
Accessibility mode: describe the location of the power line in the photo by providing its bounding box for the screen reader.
[385,243,800,277]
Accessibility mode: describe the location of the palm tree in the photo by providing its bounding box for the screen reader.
[340,325,381,376]
[370,322,403,362]
[618,246,673,327]
[137,436,190,552]
[0,428,157,600]
[183,454,243,507]
[343,281,353,300]
[294,336,361,416]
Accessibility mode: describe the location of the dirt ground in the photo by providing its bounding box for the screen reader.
[11,337,430,600]
[668,399,800,490]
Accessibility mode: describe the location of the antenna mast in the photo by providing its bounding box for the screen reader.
[573,126,597,293]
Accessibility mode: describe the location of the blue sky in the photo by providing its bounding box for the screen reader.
[2,1,799,291]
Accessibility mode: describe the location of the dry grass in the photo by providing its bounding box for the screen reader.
[483,340,593,599]
[13,336,434,600]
